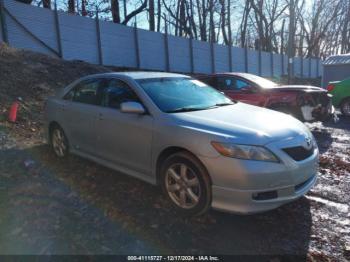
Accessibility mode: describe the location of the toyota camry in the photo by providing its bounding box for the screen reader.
[45,72,318,216]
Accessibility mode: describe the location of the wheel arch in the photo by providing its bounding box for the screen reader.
[155,146,212,186]
[340,96,350,106]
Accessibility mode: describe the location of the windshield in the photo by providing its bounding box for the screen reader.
[137,77,233,113]
[241,74,278,88]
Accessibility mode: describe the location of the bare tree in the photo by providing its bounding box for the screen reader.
[68,0,76,13]
[149,0,155,31]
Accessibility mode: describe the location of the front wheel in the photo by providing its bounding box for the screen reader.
[340,98,350,117]
[160,152,211,216]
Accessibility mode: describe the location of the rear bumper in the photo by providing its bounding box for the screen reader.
[211,174,316,214]
[302,93,335,122]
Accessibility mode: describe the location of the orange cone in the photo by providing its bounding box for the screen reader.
[8,101,19,123]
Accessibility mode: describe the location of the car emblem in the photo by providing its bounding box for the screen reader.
[305,137,312,149]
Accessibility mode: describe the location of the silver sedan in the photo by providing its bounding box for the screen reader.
[45,72,318,216]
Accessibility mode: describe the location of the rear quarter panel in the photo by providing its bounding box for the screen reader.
[331,78,350,107]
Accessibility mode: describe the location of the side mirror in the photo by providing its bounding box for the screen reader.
[120,102,145,114]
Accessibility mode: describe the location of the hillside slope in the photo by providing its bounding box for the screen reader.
[0,44,112,139]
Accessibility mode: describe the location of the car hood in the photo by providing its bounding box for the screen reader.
[170,102,311,145]
[273,85,326,92]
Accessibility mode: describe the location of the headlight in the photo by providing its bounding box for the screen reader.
[211,142,279,162]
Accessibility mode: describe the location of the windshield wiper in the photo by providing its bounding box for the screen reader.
[167,103,235,113]
[215,102,234,106]
[166,105,219,113]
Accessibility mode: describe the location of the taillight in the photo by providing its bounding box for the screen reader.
[327,84,335,92]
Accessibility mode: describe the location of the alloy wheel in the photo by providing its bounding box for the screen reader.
[165,163,201,209]
[52,128,67,157]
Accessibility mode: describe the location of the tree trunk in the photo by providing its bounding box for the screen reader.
[219,0,229,45]
[111,0,121,23]
[156,0,161,32]
[68,0,75,13]
[43,0,51,9]
[209,0,215,42]
[81,0,87,16]
[149,0,155,31]
[227,0,232,45]
[123,0,127,19]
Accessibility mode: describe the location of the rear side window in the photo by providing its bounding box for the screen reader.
[235,79,251,90]
[101,79,140,109]
[64,79,103,105]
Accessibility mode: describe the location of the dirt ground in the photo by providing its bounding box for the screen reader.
[0,45,349,260]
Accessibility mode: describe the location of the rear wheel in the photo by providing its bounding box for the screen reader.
[50,125,69,158]
[160,152,211,216]
[340,98,350,117]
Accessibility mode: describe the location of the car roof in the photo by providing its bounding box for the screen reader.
[88,71,190,80]
[211,72,256,78]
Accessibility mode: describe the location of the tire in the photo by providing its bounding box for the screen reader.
[340,98,350,117]
[50,125,69,158]
[160,151,211,216]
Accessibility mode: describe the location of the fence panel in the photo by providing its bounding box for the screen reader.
[283,55,288,75]
[303,58,310,78]
[4,0,57,55]
[100,21,137,68]
[231,47,245,72]
[192,40,211,73]
[319,60,323,77]
[273,54,282,77]
[168,35,191,73]
[247,49,259,75]
[293,57,302,77]
[59,13,98,63]
[138,29,166,71]
[310,58,317,78]
[214,43,229,73]
[261,51,271,77]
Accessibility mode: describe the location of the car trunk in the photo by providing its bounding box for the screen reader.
[271,86,334,122]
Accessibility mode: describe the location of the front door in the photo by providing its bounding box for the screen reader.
[215,76,267,106]
[96,78,154,176]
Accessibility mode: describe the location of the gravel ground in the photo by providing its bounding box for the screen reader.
[0,116,348,260]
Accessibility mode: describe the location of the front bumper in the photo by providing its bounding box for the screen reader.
[211,174,316,214]
[199,139,319,214]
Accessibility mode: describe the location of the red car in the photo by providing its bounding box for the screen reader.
[198,72,334,122]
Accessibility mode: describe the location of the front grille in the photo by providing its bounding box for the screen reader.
[283,146,314,161]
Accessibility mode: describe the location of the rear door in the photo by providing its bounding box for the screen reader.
[62,78,103,155]
[95,78,154,176]
[215,76,267,106]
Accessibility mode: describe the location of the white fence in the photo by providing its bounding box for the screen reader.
[0,0,322,77]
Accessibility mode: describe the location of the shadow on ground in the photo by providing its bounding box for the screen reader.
[0,144,312,256]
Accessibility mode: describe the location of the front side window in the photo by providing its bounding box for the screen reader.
[137,77,233,113]
[101,79,140,109]
[217,77,236,90]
